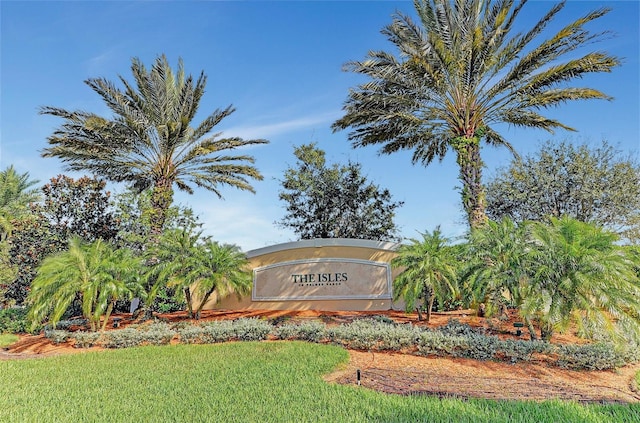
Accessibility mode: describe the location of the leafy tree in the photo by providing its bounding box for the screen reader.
[38,175,119,242]
[391,227,458,322]
[112,186,203,253]
[278,143,403,240]
[332,0,620,229]
[27,237,142,332]
[41,54,268,241]
[3,175,118,305]
[0,165,40,241]
[525,217,640,343]
[486,140,640,243]
[4,214,66,305]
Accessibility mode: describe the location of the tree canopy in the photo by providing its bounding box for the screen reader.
[41,54,268,240]
[486,140,640,243]
[333,0,620,229]
[278,143,403,241]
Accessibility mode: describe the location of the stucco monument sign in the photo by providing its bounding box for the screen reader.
[204,238,401,311]
[252,258,392,301]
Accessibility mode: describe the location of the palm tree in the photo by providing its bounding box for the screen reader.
[27,237,142,332]
[525,217,640,343]
[465,217,537,337]
[41,55,268,240]
[332,0,619,229]
[391,227,458,322]
[167,240,252,319]
[0,165,40,241]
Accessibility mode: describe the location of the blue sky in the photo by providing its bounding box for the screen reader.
[1,0,639,251]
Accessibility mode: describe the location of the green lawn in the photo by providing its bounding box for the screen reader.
[0,333,19,347]
[1,342,637,422]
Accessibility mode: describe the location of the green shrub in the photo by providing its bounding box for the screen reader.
[101,328,143,348]
[0,308,29,334]
[232,318,272,341]
[45,318,88,331]
[176,325,206,344]
[416,330,467,356]
[556,343,626,370]
[274,320,326,342]
[44,329,71,344]
[72,331,100,348]
[199,320,236,343]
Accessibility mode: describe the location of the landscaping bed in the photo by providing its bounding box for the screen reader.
[2,308,640,403]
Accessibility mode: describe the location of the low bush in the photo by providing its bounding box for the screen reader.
[44,329,70,344]
[556,343,626,370]
[199,320,236,343]
[232,318,272,341]
[72,331,100,348]
[34,315,640,370]
[0,308,29,334]
[176,325,206,344]
[274,320,326,342]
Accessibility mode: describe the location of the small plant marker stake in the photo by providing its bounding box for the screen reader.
[357,369,361,386]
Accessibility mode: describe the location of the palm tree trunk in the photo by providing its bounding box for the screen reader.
[540,323,554,342]
[149,177,174,244]
[194,287,217,320]
[524,317,537,341]
[101,301,115,332]
[454,137,487,229]
[184,287,194,319]
[141,177,174,320]
[426,295,435,323]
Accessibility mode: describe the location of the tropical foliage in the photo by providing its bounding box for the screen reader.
[526,217,640,342]
[38,175,119,242]
[465,218,532,325]
[156,228,252,319]
[278,143,403,240]
[27,237,142,332]
[486,140,640,243]
[466,217,640,343]
[3,175,118,305]
[333,0,620,228]
[0,165,39,241]
[41,54,268,240]
[392,228,458,321]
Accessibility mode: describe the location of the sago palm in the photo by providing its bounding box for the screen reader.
[41,55,268,240]
[333,0,619,228]
[391,227,458,321]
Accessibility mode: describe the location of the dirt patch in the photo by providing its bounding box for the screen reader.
[3,309,639,403]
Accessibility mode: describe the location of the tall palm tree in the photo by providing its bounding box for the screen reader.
[391,227,458,321]
[27,237,142,332]
[41,55,268,240]
[0,165,40,241]
[333,0,619,228]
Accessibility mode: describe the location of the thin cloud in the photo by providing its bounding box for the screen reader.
[221,110,340,140]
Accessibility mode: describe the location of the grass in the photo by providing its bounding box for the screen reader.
[0,333,19,347]
[1,342,638,423]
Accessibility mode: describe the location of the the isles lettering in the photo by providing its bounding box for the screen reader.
[292,273,348,283]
